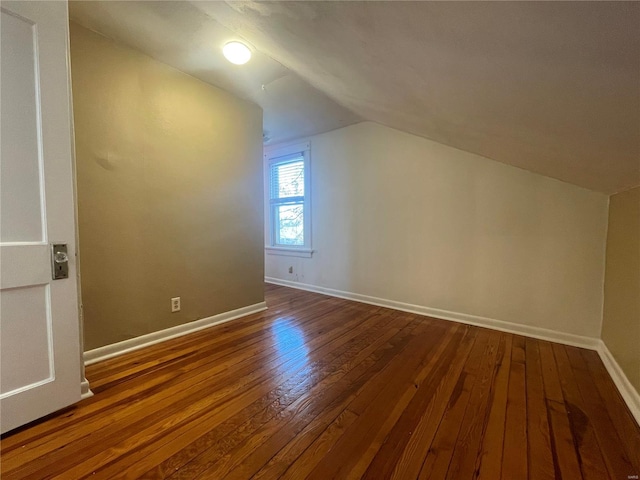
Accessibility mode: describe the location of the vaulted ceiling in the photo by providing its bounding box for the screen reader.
[70,1,639,194]
[69,1,362,145]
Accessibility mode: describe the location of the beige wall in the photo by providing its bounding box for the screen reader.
[602,186,640,393]
[70,24,264,350]
[266,122,609,338]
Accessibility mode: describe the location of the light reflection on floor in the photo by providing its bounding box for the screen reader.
[270,317,312,384]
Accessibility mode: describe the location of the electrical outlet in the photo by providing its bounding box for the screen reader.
[171,297,181,313]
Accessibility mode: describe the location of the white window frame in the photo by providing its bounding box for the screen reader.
[264,141,313,258]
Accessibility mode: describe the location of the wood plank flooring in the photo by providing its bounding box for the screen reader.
[2,284,639,479]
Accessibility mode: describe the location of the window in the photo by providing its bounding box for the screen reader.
[265,142,312,257]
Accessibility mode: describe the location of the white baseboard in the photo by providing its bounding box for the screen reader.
[80,378,93,399]
[265,277,600,350]
[83,302,267,366]
[597,341,640,426]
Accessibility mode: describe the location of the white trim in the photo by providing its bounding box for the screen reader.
[80,378,93,399]
[597,340,640,426]
[264,277,600,350]
[265,246,314,258]
[264,141,312,252]
[264,140,310,159]
[83,302,267,366]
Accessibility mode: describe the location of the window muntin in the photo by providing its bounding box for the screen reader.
[265,144,311,253]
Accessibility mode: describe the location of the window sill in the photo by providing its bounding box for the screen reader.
[265,246,314,258]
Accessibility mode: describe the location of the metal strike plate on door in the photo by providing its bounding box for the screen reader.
[51,243,69,280]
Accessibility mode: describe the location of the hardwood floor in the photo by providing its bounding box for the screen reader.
[2,284,639,479]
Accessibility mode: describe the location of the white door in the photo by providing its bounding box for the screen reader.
[1,0,81,434]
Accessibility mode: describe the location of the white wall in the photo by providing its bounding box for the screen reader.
[266,122,609,338]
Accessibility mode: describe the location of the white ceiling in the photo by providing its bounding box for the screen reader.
[70,1,639,194]
[68,1,362,145]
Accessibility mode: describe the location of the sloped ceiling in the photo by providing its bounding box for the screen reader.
[71,1,639,194]
[68,1,362,145]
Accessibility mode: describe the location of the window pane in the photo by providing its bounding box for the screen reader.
[271,160,304,200]
[276,204,304,246]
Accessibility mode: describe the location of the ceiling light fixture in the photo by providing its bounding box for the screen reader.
[223,41,252,65]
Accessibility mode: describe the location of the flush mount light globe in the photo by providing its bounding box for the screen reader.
[223,41,252,65]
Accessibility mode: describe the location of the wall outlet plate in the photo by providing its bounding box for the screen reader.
[171,297,181,312]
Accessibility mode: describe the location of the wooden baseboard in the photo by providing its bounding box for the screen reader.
[83,302,267,366]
